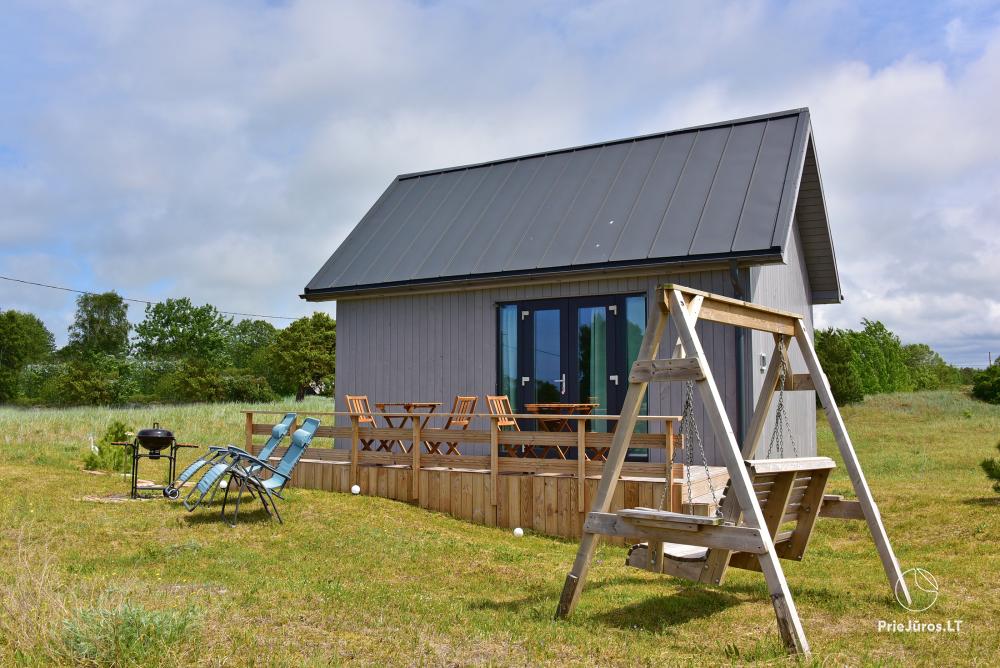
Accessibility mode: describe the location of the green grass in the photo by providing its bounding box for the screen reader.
[1,391,998,666]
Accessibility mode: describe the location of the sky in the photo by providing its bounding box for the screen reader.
[1,0,998,367]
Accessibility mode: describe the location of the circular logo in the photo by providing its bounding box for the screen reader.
[895,567,939,612]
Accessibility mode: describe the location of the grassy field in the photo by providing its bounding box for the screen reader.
[0,391,998,666]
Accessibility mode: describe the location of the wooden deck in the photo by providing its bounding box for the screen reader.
[244,410,728,541]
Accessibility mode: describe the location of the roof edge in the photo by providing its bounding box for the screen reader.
[301,249,784,301]
[396,108,811,181]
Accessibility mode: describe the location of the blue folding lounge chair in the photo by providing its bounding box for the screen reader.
[221,417,320,526]
[176,413,296,510]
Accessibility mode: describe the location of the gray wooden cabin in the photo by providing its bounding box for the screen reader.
[302,108,841,464]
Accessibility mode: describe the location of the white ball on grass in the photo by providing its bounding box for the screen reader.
[219,480,228,489]
[513,527,524,538]
[351,484,361,495]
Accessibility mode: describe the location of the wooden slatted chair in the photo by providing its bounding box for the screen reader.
[486,395,523,457]
[344,394,381,451]
[625,456,837,582]
[425,395,477,455]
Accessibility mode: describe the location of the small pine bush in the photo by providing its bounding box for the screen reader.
[82,420,133,473]
[981,440,1000,494]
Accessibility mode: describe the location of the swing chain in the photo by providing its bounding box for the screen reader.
[766,352,799,459]
[677,379,720,513]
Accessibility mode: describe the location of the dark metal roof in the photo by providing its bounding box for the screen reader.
[304,108,840,302]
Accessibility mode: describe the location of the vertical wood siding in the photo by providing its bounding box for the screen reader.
[748,218,818,458]
[335,269,759,465]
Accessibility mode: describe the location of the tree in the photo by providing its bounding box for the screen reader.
[902,343,959,390]
[134,298,233,365]
[227,319,277,369]
[815,327,863,405]
[972,363,1000,405]
[66,292,130,357]
[0,310,55,401]
[849,319,912,394]
[265,313,336,401]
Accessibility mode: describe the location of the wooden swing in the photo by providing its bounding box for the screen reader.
[554,285,910,658]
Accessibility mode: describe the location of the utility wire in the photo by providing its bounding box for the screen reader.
[0,274,296,321]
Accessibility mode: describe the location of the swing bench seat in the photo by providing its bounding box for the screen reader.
[626,456,838,576]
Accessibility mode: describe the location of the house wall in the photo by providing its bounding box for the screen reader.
[748,217,818,458]
[334,268,758,465]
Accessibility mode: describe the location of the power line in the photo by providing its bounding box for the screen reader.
[0,274,297,321]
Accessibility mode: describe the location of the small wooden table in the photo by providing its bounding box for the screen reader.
[524,403,599,458]
[375,402,442,453]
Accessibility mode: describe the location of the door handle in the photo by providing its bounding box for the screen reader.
[560,373,567,395]
[521,376,530,387]
[609,374,619,386]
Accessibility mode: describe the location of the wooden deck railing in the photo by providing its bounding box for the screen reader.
[243,410,682,513]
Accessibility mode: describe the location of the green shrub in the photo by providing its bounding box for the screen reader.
[36,355,138,407]
[83,420,133,473]
[154,359,226,403]
[60,604,198,667]
[221,372,277,403]
[971,364,1000,404]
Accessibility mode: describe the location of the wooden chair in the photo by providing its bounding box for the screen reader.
[425,395,477,455]
[344,394,380,451]
[486,395,523,457]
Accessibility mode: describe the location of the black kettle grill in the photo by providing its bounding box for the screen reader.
[120,423,193,499]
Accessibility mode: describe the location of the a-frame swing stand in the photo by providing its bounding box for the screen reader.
[554,284,910,657]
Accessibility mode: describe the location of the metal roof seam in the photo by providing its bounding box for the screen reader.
[568,139,637,267]
[499,148,583,272]
[320,176,418,287]
[376,169,470,284]
[466,156,547,275]
[685,124,735,255]
[409,166,493,279]
[435,161,519,278]
[355,174,448,285]
[770,112,810,249]
[646,129,700,258]
[727,118,770,253]
[606,134,669,260]
[539,146,605,272]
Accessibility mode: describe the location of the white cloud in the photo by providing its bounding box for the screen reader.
[1,0,998,367]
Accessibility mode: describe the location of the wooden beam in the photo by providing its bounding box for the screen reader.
[555,302,668,620]
[819,496,865,521]
[670,289,810,656]
[629,357,704,382]
[794,318,910,606]
[583,512,766,553]
[670,295,704,358]
[787,374,815,391]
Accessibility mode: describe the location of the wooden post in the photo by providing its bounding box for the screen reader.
[411,417,421,501]
[490,416,499,506]
[670,289,809,656]
[556,300,667,619]
[576,418,586,512]
[350,414,360,487]
[794,319,910,605]
[244,412,253,452]
[703,334,788,584]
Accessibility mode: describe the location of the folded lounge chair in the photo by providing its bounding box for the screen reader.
[221,417,320,526]
[173,413,296,510]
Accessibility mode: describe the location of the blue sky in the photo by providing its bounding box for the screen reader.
[1,0,999,366]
